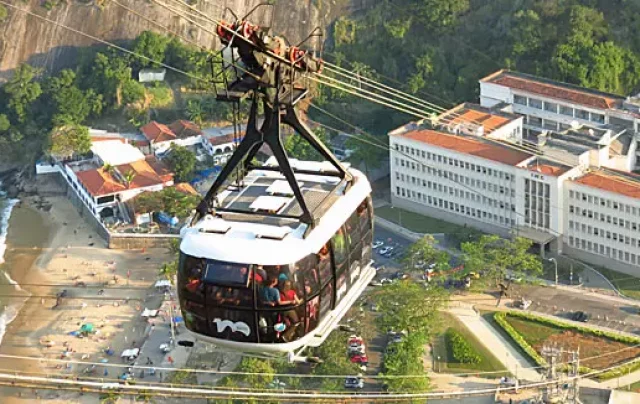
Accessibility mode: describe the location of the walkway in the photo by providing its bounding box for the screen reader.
[448,305,541,382]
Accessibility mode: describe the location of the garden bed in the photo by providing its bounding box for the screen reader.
[494,311,640,380]
[433,314,507,376]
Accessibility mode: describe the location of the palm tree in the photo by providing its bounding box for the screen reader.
[123,170,137,188]
[102,163,114,174]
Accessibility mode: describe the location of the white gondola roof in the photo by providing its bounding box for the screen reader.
[180,164,371,265]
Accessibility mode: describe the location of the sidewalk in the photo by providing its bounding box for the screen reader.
[448,305,541,382]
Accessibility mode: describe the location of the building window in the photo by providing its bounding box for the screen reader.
[528,116,543,127]
[560,105,573,116]
[590,113,605,124]
[543,120,558,131]
[514,95,527,105]
[529,98,542,109]
[575,109,589,120]
[544,102,558,113]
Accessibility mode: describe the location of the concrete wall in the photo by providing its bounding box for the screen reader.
[63,176,110,241]
[563,244,640,277]
[391,194,512,238]
[108,233,179,249]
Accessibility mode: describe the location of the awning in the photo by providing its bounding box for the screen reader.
[513,226,556,245]
[141,309,158,318]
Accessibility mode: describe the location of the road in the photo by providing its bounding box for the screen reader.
[513,284,640,335]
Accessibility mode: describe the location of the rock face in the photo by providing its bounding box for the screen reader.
[0,0,337,80]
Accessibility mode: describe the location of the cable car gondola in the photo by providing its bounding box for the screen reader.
[177,18,375,359]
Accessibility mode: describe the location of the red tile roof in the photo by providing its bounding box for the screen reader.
[140,121,176,143]
[76,159,174,197]
[395,129,532,166]
[168,120,203,139]
[527,164,569,177]
[174,182,199,196]
[574,171,640,200]
[145,156,173,182]
[440,104,516,134]
[207,132,244,147]
[76,168,126,196]
[482,70,623,110]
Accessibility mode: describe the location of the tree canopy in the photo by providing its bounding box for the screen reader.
[48,124,91,159]
[133,186,199,218]
[283,128,329,161]
[165,144,197,182]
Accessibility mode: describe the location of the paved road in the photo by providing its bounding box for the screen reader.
[513,285,640,336]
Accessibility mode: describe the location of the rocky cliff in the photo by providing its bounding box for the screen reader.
[0,0,350,80]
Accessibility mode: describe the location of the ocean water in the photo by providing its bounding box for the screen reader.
[0,182,27,346]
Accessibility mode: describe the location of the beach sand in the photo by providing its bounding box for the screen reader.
[0,196,173,403]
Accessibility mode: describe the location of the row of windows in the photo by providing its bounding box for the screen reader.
[395,171,516,200]
[568,206,640,232]
[395,176,516,210]
[513,95,605,124]
[395,187,515,226]
[393,149,514,181]
[569,190,639,216]
[568,220,640,248]
[568,237,638,266]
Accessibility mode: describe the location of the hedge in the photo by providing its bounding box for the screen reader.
[494,311,640,381]
[504,310,640,346]
[494,312,546,367]
[445,329,481,364]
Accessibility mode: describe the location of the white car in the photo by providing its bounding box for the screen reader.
[379,246,393,255]
[369,280,383,287]
[345,376,364,389]
[372,241,384,249]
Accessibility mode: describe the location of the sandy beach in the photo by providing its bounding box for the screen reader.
[0,195,173,403]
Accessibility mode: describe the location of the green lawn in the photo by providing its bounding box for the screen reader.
[433,314,508,377]
[147,84,175,108]
[595,267,640,300]
[375,206,464,234]
[505,316,562,346]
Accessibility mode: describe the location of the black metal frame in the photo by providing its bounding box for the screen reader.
[195,25,352,229]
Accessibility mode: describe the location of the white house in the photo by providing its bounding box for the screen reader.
[140,120,204,155]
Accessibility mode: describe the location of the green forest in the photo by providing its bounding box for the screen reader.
[314,0,640,134]
[2,0,640,165]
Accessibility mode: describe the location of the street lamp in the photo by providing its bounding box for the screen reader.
[391,206,402,227]
[547,258,558,286]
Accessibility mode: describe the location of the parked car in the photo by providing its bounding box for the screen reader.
[500,377,518,387]
[369,280,383,287]
[392,271,409,280]
[372,241,384,249]
[572,311,589,322]
[380,278,393,285]
[379,246,394,255]
[349,353,369,366]
[514,297,532,310]
[348,336,366,354]
[388,330,407,343]
[344,376,364,389]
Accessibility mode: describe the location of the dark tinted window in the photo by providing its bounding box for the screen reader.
[318,243,332,286]
[331,227,348,265]
[298,255,320,298]
[305,296,320,333]
[204,260,251,287]
[319,282,333,318]
[205,285,253,308]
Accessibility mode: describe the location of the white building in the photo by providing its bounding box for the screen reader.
[389,119,583,255]
[435,102,524,143]
[201,132,239,165]
[140,120,204,155]
[564,170,640,273]
[479,70,640,169]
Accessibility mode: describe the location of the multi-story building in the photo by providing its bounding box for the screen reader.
[564,170,640,273]
[480,70,640,135]
[388,70,640,274]
[389,114,581,255]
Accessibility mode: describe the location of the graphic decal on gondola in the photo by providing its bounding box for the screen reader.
[213,318,252,336]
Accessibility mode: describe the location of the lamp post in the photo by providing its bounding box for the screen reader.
[547,258,558,286]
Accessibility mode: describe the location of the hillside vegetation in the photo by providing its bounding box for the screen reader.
[314,0,640,135]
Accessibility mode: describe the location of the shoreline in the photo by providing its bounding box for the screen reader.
[0,192,171,403]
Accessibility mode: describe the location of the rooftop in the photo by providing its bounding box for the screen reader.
[90,140,146,166]
[392,128,532,166]
[169,120,203,138]
[206,132,243,147]
[524,158,572,177]
[75,159,173,197]
[481,70,625,110]
[437,103,520,135]
[574,170,640,200]
[140,121,176,143]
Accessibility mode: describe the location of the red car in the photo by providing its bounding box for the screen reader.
[350,353,369,365]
